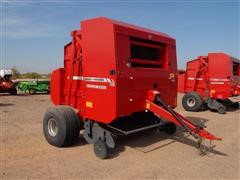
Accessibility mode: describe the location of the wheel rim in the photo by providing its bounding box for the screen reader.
[94,141,107,159]
[97,145,102,151]
[218,107,225,113]
[29,89,35,94]
[48,118,58,137]
[186,97,196,107]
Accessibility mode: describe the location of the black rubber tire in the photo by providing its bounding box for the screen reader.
[232,102,239,109]
[10,87,17,95]
[29,89,36,95]
[163,123,177,135]
[182,92,203,112]
[43,106,80,147]
[94,140,108,159]
[217,106,226,114]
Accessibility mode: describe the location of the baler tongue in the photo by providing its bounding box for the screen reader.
[146,90,221,154]
[172,110,222,141]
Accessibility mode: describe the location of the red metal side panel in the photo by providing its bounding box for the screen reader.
[63,43,73,103]
[114,32,136,116]
[177,73,185,93]
[208,53,232,99]
[167,44,178,107]
[231,57,240,95]
[79,18,117,124]
[115,25,177,117]
[184,59,206,97]
[50,68,65,105]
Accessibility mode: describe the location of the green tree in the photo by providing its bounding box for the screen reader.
[22,72,42,79]
[11,66,21,79]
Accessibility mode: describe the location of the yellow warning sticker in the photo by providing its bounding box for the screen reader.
[146,103,150,109]
[210,90,216,97]
[86,101,93,108]
[169,73,175,79]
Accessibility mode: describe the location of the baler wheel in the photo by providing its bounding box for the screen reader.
[94,140,108,159]
[182,92,203,112]
[10,87,17,95]
[217,106,226,114]
[29,88,36,95]
[232,102,239,109]
[43,106,80,147]
[163,123,177,135]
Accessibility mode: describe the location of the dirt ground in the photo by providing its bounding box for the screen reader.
[0,93,239,179]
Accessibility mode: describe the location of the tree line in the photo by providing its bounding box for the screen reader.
[11,66,51,79]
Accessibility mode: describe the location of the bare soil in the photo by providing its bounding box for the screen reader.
[0,93,239,179]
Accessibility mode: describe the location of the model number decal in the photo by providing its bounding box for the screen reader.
[187,77,203,80]
[72,76,115,87]
[86,84,107,90]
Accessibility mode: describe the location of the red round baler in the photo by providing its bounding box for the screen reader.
[43,17,221,159]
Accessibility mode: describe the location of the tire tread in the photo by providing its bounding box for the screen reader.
[182,92,203,112]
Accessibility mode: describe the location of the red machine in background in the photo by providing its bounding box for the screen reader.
[43,17,221,159]
[0,69,17,95]
[178,53,240,114]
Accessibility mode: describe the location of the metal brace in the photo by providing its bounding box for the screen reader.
[197,137,215,156]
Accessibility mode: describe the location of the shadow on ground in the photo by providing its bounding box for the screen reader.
[0,92,50,97]
[68,116,226,159]
[0,103,14,107]
[0,93,29,97]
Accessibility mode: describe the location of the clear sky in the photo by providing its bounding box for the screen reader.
[1,0,239,73]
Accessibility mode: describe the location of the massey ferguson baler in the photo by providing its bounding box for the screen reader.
[178,53,240,114]
[43,17,221,159]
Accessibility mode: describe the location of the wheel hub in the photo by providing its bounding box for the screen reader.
[48,118,58,137]
[187,97,196,107]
